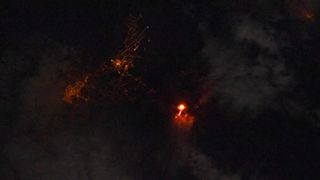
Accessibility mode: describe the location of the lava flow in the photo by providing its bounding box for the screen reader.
[174,103,195,130]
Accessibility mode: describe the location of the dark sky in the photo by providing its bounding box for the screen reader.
[1,0,320,180]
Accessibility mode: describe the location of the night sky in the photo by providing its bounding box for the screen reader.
[1,1,320,180]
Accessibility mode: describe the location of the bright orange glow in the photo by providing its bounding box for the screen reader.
[178,104,186,111]
[177,103,186,116]
[174,103,195,130]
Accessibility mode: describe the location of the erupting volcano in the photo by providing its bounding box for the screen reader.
[174,103,195,130]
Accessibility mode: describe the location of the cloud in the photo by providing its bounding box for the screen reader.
[18,51,69,131]
[1,38,139,180]
[234,18,279,52]
[200,17,292,115]
[173,140,242,180]
[4,131,135,180]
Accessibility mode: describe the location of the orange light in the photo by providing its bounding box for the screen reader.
[63,75,89,104]
[286,0,315,22]
[302,10,315,21]
[178,104,186,111]
[177,104,186,116]
[173,103,195,130]
[112,59,122,67]
[62,15,147,105]
[174,114,195,129]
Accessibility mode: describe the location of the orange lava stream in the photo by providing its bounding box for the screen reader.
[174,103,195,130]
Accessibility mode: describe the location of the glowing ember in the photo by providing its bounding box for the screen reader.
[63,75,89,104]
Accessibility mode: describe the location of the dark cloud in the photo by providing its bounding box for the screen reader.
[180,1,320,180]
[173,141,241,180]
[0,39,139,179]
[5,131,135,179]
[201,16,292,115]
